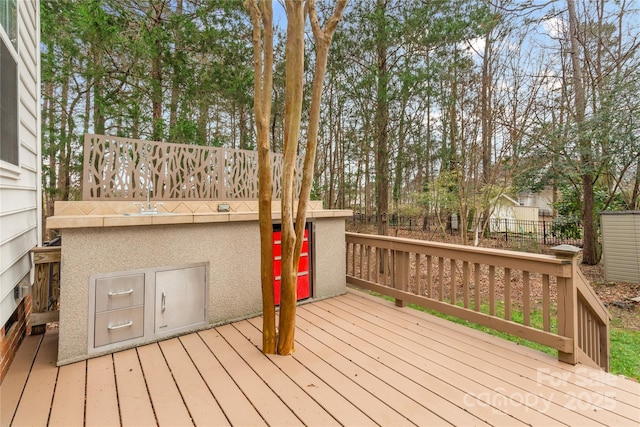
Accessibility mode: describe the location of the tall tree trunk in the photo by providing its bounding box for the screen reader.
[246,0,275,354]
[169,0,183,139]
[247,0,346,355]
[480,28,493,235]
[57,72,70,201]
[93,47,105,135]
[278,0,306,356]
[631,160,640,210]
[150,1,165,141]
[43,80,56,226]
[375,0,389,238]
[567,0,597,264]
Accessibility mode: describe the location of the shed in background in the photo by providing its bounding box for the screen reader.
[600,211,640,283]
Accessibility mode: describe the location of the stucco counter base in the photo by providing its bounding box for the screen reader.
[48,203,351,365]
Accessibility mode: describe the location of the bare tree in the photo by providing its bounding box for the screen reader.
[246,0,347,355]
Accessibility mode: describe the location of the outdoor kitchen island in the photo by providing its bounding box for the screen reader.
[47,200,351,365]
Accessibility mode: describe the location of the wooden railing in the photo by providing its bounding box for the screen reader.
[575,269,610,369]
[29,246,61,334]
[345,233,610,371]
[83,134,303,200]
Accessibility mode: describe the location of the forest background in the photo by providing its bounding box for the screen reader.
[41,0,640,265]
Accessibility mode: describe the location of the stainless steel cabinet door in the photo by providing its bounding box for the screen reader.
[154,265,206,334]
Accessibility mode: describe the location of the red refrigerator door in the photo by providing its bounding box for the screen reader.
[273,227,310,305]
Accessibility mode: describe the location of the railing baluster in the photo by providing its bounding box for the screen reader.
[426,255,433,298]
[588,308,592,359]
[523,271,530,326]
[586,305,591,356]
[489,266,496,316]
[591,322,596,365]
[373,246,378,284]
[382,249,388,287]
[542,274,550,331]
[438,257,444,301]
[594,320,600,365]
[504,268,511,321]
[462,261,469,309]
[474,263,480,311]
[346,243,351,275]
[415,253,421,295]
[365,245,371,281]
[450,259,457,305]
[578,302,583,350]
[352,243,357,278]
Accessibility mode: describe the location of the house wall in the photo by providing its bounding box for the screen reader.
[601,212,640,283]
[0,0,41,383]
[512,206,539,222]
[517,187,556,215]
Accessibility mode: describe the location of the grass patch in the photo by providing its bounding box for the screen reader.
[609,328,640,380]
[369,291,640,381]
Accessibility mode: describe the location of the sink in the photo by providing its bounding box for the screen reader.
[122,212,177,216]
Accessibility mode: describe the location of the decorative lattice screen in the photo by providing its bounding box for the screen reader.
[82,134,304,200]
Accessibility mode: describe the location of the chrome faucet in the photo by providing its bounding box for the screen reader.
[134,184,162,214]
[145,185,153,212]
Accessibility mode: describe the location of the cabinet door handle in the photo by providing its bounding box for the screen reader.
[161,291,166,312]
[108,288,134,297]
[108,320,133,330]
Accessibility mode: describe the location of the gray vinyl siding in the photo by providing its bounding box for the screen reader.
[601,212,640,283]
[0,0,40,327]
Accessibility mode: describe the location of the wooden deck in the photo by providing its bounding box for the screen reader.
[2,289,639,426]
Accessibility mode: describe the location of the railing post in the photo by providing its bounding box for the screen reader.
[552,244,581,365]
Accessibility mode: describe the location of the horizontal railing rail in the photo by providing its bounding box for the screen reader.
[350,214,584,247]
[83,134,303,201]
[345,233,610,370]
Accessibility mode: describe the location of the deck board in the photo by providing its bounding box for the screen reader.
[298,306,495,426]
[198,328,302,426]
[113,348,156,426]
[302,301,534,426]
[234,320,376,427]
[178,333,267,427]
[245,316,412,426]
[217,323,340,427]
[159,338,229,426]
[339,291,640,424]
[293,315,451,426]
[314,296,596,426]
[0,334,42,427]
[137,343,194,426]
[2,289,638,427]
[48,361,85,426]
[85,354,120,427]
[11,332,58,427]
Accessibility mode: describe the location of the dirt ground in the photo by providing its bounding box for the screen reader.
[580,263,640,330]
[347,223,640,331]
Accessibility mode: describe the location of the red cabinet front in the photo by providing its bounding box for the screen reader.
[273,224,311,305]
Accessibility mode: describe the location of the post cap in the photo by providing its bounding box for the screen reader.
[551,244,582,258]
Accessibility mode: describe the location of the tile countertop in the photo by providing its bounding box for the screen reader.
[47,209,354,230]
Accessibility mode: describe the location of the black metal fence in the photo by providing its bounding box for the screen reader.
[350,213,583,247]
